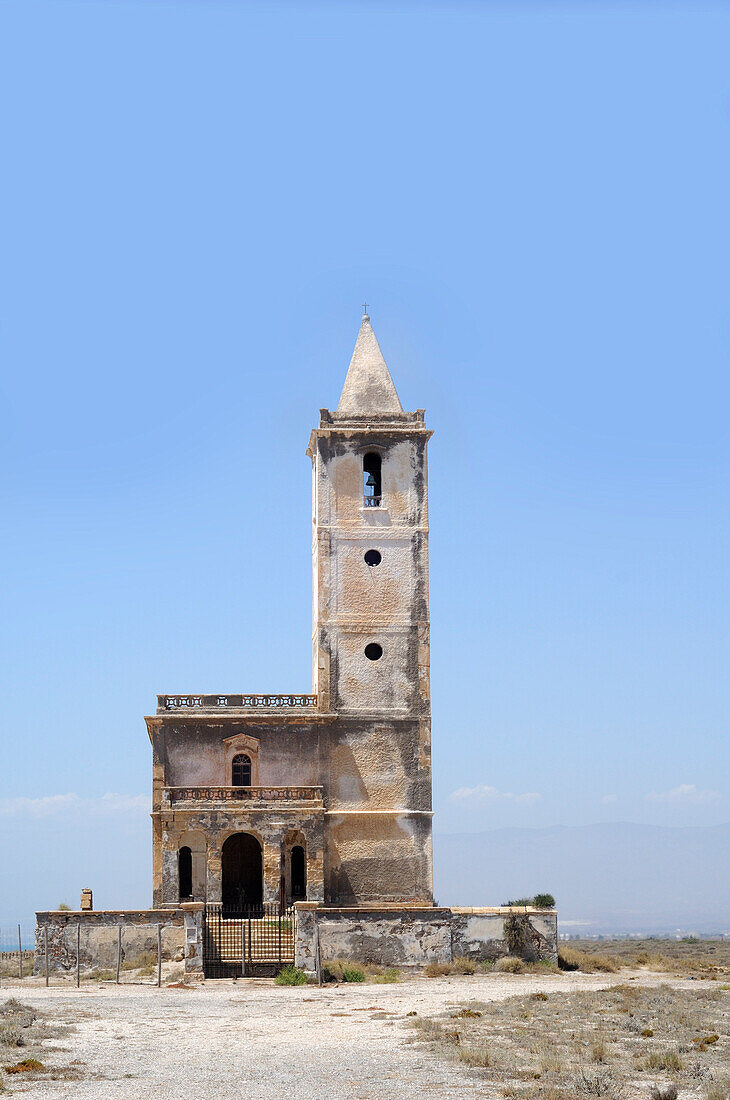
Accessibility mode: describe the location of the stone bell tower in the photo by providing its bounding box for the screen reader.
[308,311,434,904]
[308,311,432,720]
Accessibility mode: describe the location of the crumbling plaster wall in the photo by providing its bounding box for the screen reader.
[155,721,321,789]
[294,906,558,971]
[34,907,204,976]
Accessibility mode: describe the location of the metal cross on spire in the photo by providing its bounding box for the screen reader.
[362,301,369,317]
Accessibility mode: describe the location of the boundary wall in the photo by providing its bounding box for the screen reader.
[34,906,204,977]
[294,904,558,971]
[35,903,557,977]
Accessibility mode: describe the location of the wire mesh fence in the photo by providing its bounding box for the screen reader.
[0,923,183,988]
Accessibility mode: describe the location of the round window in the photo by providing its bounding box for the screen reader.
[364,642,383,661]
[364,549,382,567]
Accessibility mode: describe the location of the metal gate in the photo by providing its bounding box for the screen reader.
[203,904,295,978]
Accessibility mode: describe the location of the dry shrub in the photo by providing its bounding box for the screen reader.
[0,1000,34,1019]
[457,1042,492,1067]
[494,956,525,974]
[453,956,477,975]
[0,1024,25,1048]
[642,1049,683,1072]
[558,947,618,974]
[705,1078,730,1100]
[536,1040,563,1074]
[451,1008,482,1018]
[574,1069,624,1097]
[424,961,452,978]
[410,1016,444,1040]
[4,1058,45,1075]
[121,951,157,974]
[649,1087,678,1100]
[591,1036,608,1063]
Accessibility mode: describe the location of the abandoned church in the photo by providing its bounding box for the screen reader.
[36,313,557,976]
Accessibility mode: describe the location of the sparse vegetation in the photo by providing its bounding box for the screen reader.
[452,955,477,975]
[559,937,730,978]
[341,965,365,983]
[120,950,158,976]
[274,965,307,986]
[424,961,452,977]
[4,1057,45,1074]
[558,946,619,973]
[0,999,77,1083]
[493,955,525,973]
[705,1078,730,1100]
[370,967,400,984]
[650,1086,679,1100]
[501,893,556,908]
[407,981,729,1098]
[57,902,71,911]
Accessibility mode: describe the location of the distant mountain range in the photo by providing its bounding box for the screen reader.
[433,822,730,936]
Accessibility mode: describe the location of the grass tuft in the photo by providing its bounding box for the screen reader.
[424,961,452,978]
[274,965,307,986]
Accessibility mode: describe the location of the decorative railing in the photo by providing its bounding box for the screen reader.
[164,786,323,805]
[159,694,317,711]
[363,495,382,508]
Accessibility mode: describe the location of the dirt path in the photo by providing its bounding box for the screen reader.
[1,972,703,1099]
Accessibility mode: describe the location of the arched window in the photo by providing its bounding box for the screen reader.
[178,846,192,899]
[363,453,382,507]
[232,753,252,786]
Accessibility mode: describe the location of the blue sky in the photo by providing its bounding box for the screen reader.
[1,0,728,920]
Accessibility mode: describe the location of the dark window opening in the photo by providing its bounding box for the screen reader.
[363,453,382,507]
[232,753,252,786]
[365,642,383,661]
[178,846,192,900]
[291,845,306,899]
[364,549,382,567]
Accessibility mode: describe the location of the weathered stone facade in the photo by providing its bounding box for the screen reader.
[148,313,434,910]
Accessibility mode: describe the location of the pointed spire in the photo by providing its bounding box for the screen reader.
[336,310,404,416]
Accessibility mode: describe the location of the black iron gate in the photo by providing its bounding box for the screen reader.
[203,904,295,978]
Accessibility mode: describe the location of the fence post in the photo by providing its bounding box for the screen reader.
[241,921,246,979]
[157,925,162,987]
[45,927,49,987]
[315,919,322,987]
[76,925,80,988]
[116,926,121,984]
[18,925,22,980]
[248,915,252,970]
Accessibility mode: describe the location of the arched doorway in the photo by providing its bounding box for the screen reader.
[291,845,306,900]
[221,833,263,911]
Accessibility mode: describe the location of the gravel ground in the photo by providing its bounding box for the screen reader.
[0,971,704,1099]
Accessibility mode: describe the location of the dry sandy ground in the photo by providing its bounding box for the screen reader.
[0,971,710,1100]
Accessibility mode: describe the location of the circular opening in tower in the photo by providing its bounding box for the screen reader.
[364,549,382,567]
[364,642,383,661]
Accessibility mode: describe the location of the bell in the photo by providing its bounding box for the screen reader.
[365,473,377,487]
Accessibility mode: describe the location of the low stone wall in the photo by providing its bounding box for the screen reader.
[34,905,204,976]
[294,904,557,972]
